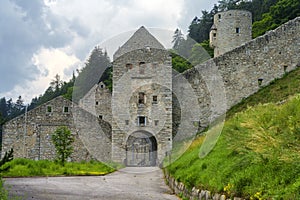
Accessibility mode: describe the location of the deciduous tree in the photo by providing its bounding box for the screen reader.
[51,126,74,166]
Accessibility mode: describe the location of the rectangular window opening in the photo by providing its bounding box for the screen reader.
[96,101,99,105]
[47,106,52,113]
[138,116,146,126]
[236,27,240,33]
[139,92,145,104]
[139,62,145,74]
[258,78,263,86]
[154,120,159,126]
[99,115,103,120]
[152,95,158,104]
[63,106,69,113]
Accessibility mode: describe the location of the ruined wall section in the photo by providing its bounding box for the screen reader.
[185,17,300,127]
[1,96,111,162]
[79,83,112,123]
[2,96,76,160]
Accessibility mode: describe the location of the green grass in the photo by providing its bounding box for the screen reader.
[167,67,300,199]
[0,159,119,177]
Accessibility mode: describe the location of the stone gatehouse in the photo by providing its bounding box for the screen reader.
[1,12,300,167]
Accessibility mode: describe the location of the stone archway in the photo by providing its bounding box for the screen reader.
[126,131,157,166]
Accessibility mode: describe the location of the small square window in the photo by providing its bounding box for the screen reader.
[99,115,103,120]
[213,33,216,37]
[138,116,146,126]
[154,120,159,126]
[96,101,99,105]
[236,28,240,33]
[47,106,52,113]
[63,106,69,113]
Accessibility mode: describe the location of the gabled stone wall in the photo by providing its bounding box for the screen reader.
[1,96,111,162]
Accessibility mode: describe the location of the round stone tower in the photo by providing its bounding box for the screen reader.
[210,10,252,57]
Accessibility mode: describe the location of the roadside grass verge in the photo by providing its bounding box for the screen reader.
[0,159,120,177]
[167,67,300,199]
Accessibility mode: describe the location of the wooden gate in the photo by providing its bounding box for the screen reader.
[126,131,157,166]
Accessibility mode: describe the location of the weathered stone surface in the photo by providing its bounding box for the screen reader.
[1,96,111,162]
[79,82,112,123]
[112,41,173,166]
[213,193,221,200]
[210,10,252,57]
[186,16,300,129]
[220,194,226,200]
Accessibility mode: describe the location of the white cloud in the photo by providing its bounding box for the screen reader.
[32,48,80,80]
[1,48,80,102]
[1,0,219,103]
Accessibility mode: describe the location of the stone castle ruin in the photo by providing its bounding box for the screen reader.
[1,11,300,166]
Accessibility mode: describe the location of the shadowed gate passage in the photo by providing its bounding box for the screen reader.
[126,131,157,166]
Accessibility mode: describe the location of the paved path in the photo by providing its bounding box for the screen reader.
[4,167,179,200]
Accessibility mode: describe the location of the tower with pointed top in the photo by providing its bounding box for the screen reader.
[111,27,172,166]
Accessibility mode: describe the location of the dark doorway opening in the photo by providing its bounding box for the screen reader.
[126,131,157,166]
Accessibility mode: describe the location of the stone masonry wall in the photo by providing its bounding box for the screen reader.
[112,48,172,165]
[165,170,243,200]
[185,17,300,127]
[79,82,112,123]
[210,10,252,57]
[1,96,111,162]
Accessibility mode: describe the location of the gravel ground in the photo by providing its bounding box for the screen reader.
[4,167,179,200]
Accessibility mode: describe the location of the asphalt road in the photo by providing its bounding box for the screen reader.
[4,167,179,200]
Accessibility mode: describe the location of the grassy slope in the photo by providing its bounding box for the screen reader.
[167,67,300,199]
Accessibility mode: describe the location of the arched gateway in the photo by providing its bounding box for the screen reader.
[126,131,157,166]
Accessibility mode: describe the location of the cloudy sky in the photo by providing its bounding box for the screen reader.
[0,0,218,103]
